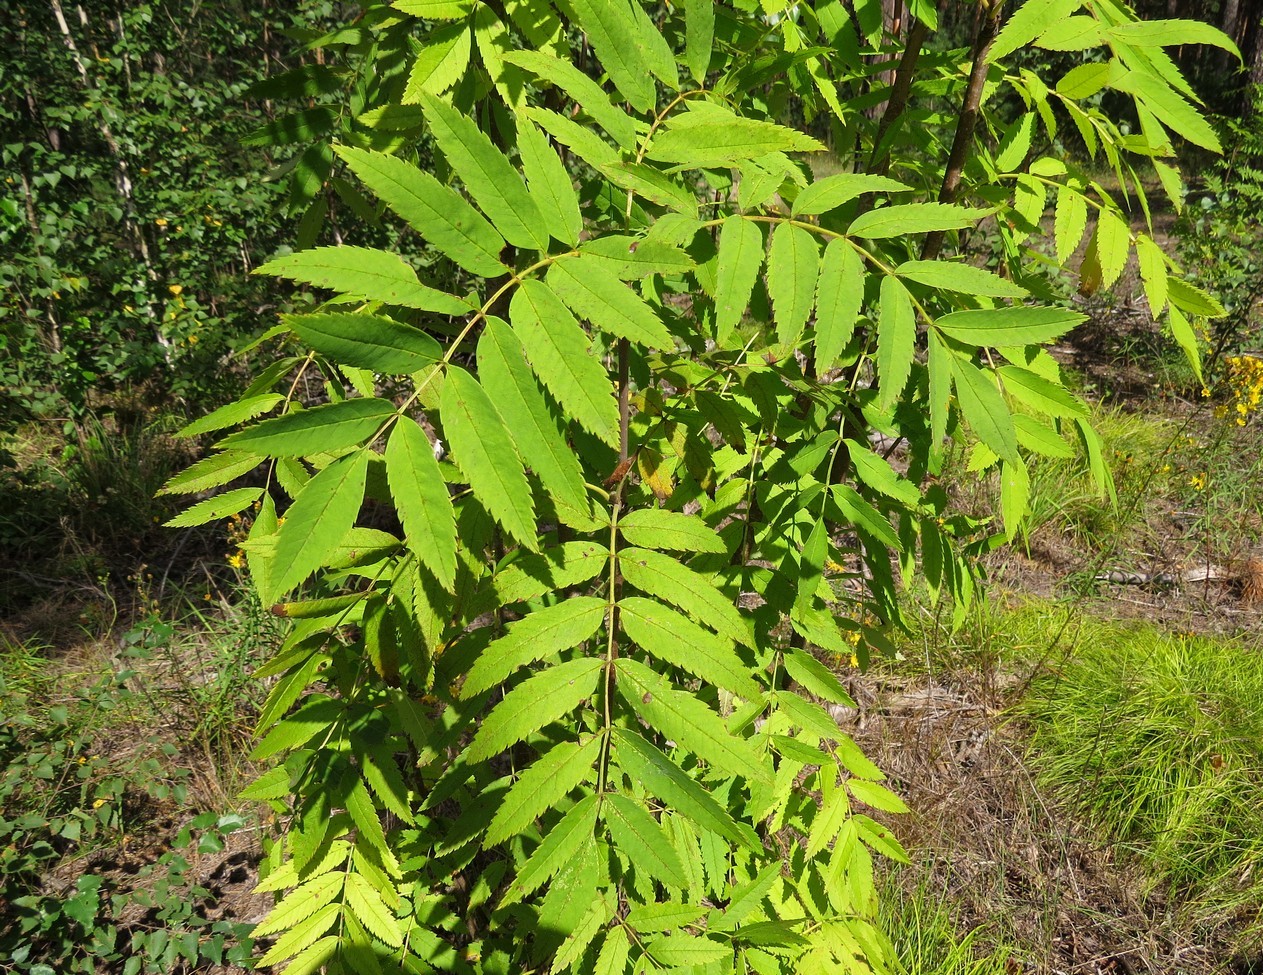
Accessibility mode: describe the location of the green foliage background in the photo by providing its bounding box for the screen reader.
[0,0,338,426]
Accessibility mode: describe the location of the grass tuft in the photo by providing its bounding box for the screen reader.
[882,869,1019,975]
[1018,618,1263,934]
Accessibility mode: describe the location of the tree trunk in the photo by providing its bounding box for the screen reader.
[1221,0,1243,75]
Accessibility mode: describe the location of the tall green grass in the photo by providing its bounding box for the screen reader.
[1018,618,1263,932]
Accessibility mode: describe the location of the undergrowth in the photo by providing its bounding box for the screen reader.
[0,585,277,973]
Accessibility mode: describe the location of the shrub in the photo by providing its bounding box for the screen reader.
[169,1,1234,972]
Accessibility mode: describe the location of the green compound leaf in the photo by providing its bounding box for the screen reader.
[272,451,369,598]
[344,872,402,947]
[578,235,696,279]
[594,928,631,975]
[782,648,856,707]
[876,276,915,411]
[895,260,1029,298]
[617,658,770,784]
[472,541,609,615]
[612,730,760,850]
[648,114,826,167]
[385,418,457,590]
[564,0,654,112]
[647,933,730,967]
[848,203,984,239]
[684,0,714,82]
[393,0,474,19]
[402,19,472,100]
[178,394,284,438]
[158,451,264,496]
[463,596,608,697]
[547,257,674,348]
[258,246,473,313]
[516,117,583,247]
[618,508,726,553]
[466,657,603,762]
[767,222,819,347]
[476,317,595,527]
[792,173,912,216]
[526,106,620,169]
[510,281,620,446]
[501,795,598,907]
[990,0,1084,60]
[603,793,690,889]
[255,903,340,968]
[1054,185,1089,264]
[618,547,752,647]
[440,365,538,550]
[714,216,765,341]
[164,486,263,528]
[251,873,345,940]
[813,238,865,368]
[502,51,639,149]
[935,306,1086,347]
[619,596,761,699]
[418,92,549,252]
[221,398,396,458]
[952,360,1019,464]
[335,145,507,277]
[485,735,602,846]
[287,312,444,375]
[848,778,910,814]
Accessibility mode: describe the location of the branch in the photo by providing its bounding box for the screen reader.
[866,17,931,177]
[921,1,1002,261]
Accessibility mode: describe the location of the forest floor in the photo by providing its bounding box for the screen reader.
[3,269,1263,974]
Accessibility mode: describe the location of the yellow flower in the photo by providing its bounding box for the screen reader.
[228,552,245,569]
[1189,472,1207,491]
[168,284,183,297]
[155,217,168,227]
